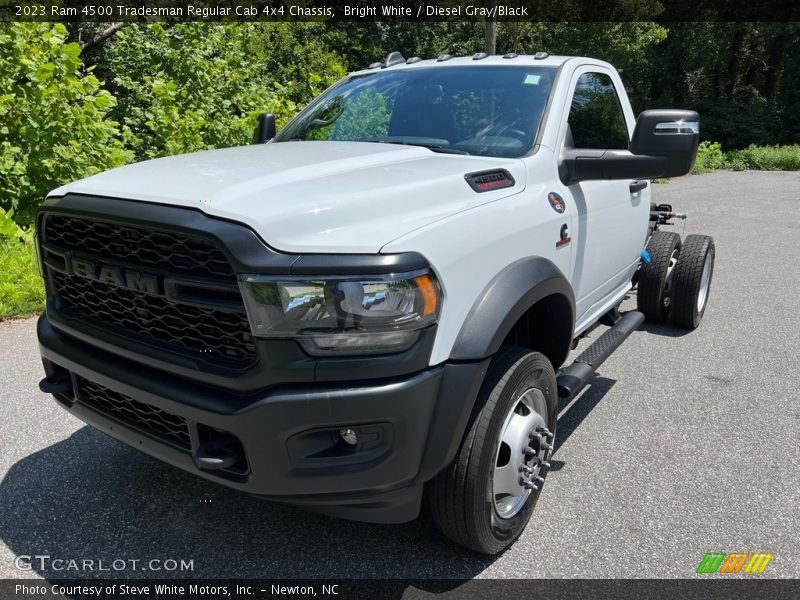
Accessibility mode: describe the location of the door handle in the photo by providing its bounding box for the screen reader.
[630,180,648,193]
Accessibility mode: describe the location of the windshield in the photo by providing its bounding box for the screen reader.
[275,66,556,158]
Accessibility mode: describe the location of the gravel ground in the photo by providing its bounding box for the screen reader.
[0,171,798,580]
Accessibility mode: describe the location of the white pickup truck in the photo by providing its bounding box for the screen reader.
[35,52,714,554]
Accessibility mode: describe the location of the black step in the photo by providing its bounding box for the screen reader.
[557,310,645,400]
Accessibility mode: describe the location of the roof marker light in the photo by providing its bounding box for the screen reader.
[384,51,406,67]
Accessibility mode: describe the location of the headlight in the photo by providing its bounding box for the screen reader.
[239,270,441,356]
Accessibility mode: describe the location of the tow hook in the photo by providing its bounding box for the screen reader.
[193,437,244,471]
[39,374,72,394]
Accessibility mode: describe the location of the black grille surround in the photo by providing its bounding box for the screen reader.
[75,375,191,450]
[40,212,257,371]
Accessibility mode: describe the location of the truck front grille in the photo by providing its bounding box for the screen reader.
[44,214,234,279]
[76,376,191,451]
[41,213,257,370]
[52,272,256,367]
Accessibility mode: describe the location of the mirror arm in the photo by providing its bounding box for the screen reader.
[252,113,277,144]
[560,149,669,185]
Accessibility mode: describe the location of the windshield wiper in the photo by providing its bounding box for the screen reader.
[364,139,471,155]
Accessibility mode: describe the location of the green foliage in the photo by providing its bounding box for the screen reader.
[651,22,800,148]
[726,145,800,171]
[106,23,344,160]
[240,23,346,105]
[0,23,131,225]
[692,141,728,174]
[0,207,35,246]
[0,238,45,319]
[691,142,800,174]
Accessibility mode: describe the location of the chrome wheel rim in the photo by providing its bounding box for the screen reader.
[663,249,680,308]
[492,388,552,520]
[697,252,712,312]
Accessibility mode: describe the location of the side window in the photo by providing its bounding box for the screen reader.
[567,72,629,150]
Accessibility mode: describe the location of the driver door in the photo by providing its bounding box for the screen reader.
[559,69,649,328]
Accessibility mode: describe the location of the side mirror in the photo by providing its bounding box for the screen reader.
[630,109,700,177]
[252,113,276,144]
[560,109,700,184]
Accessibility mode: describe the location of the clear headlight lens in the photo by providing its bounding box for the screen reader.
[239,270,441,356]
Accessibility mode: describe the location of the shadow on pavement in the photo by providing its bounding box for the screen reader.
[554,375,616,454]
[639,321,693,338]
[0,427,495,582]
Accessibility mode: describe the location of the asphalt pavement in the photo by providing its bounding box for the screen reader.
[0,171,798,579]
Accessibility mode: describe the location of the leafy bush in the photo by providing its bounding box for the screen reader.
[0,23,131,225]
[726,145,800,171]
[106,23,344,160]
[0,207,32,242]
[691,142,800,174]
[692,141,728,174]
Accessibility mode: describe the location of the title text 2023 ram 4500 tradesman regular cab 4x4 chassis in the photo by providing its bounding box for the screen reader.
[36,52,714,554]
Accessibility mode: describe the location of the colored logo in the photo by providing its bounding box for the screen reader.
[696,552,773,574]
[547,192,566,213]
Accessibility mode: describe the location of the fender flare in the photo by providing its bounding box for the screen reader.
[449,257,575,362]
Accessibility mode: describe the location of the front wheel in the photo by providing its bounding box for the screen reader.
[429,347,557,554]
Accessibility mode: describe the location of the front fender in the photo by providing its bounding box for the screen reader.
[450,257,575,362]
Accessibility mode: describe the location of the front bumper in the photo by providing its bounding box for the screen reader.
[38,316,488,523]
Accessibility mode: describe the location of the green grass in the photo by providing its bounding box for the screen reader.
[0,238,45,320]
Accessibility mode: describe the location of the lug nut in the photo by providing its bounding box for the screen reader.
[524,446,536,455]
[534,475,545,484]
[519,465,533,475]
[523,482,539,491]
[541,442,553,451]
[541,461,551,469]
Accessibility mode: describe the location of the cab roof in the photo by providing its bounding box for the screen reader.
[349,54,606,77]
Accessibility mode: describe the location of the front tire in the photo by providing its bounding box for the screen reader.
[429,347,557,554]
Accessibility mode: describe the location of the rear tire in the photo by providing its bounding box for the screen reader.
[429,346,557,554]
[637,231,682,323]
[672,234,715,329]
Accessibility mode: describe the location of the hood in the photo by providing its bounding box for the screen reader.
[50,141,526,253]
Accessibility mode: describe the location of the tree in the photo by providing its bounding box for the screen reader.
[0,23,131,224]
[105,23,346,160]
[651,22,800,147]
